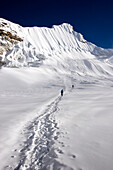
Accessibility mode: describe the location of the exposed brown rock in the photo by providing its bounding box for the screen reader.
[0,22,7,27]
[0,29,23,42]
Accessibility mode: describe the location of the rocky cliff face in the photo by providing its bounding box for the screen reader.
[0,19,23,64]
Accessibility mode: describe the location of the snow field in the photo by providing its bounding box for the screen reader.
[55,84,113,170]
[0,18,113,169]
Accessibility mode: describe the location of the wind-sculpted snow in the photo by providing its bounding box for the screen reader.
[0,18,113,78]
[5,41,46,67]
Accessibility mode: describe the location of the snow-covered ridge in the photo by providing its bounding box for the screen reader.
[0,18,113,78]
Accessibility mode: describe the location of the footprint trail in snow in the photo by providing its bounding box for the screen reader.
[7,96,68,170]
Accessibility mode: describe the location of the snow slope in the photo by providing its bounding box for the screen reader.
[0,18,113,71]
[55,84,113,170]
[0,18,113,170]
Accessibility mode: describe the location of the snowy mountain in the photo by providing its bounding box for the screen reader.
[1,18,113,78]
[1,18,113,170]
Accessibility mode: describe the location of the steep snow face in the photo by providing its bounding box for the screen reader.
[0,18,113,77]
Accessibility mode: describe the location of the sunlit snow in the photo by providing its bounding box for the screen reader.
[0,18,113,170]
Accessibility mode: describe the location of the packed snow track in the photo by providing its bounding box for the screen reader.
[5,96,68,170]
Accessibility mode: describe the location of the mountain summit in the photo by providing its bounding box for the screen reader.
[0,18,113,78]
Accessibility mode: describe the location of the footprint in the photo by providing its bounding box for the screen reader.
[72,154,76,158]
[58,141,65,147]
[11,155,15,158]
[54,136,58,140]
[68,153,76,159]
[57,149,64,154]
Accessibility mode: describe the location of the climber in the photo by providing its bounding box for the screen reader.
[72,85,74,88]
[61,89,63,96]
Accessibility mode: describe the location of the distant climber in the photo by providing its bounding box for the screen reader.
[61,89,63,96]
[72,85,74,88]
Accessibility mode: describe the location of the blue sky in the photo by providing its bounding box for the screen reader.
[1,0,113,48]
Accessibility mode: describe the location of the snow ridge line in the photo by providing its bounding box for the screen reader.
[13,96,61,170]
